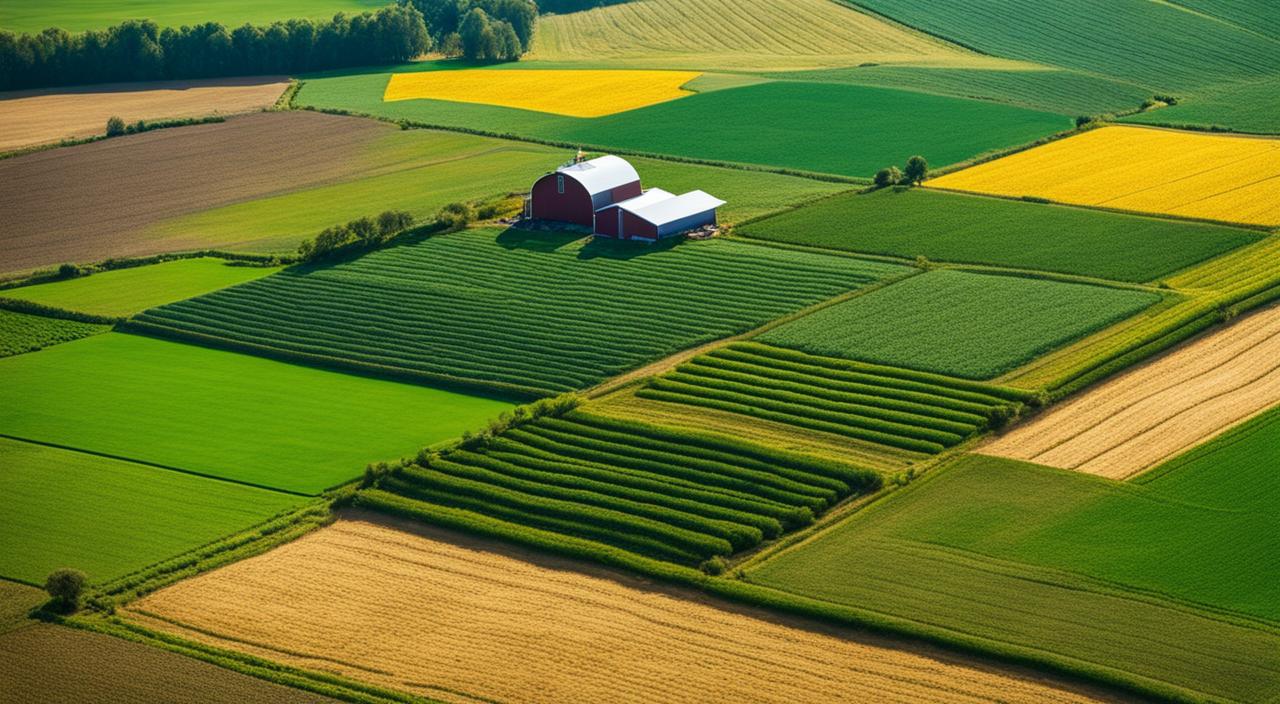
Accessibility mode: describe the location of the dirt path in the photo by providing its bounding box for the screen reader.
[982,303,1280,478]
[127,513,1131,704]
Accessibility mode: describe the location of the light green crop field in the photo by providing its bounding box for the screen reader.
[759,270,1161,380]
[130,228,911,397]
[0,438,301,585]
[0,0,387,33]
[749,407,1280,702]
[0,333,512,494]
[2,258,280,318]
[739,188,1261,282]
[298,68,1070,178]
[0,309,108,357]
[1122,77,1280,134]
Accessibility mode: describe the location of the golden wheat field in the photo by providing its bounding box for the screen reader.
[127,514,1126,704]
[982,304,1280,479]
[382,69,702,117]
[928,126,1280,226]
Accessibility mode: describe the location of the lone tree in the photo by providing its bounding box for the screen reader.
[873,166,901,188]
[105,116,126,137]
[45,568,87,611]
[903,155,928,185]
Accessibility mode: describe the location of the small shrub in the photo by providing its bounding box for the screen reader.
[914,255,934,271]
[377,210,414,237]
[45,568,87,611]
[700,556,727,576]
[873,166,901,188]
[439,202,475,229]
[105,116,125,137]
[57,263,83,279]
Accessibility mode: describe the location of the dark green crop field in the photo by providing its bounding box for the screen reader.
[637,342,1038,455]
[749,407,1280,702]
[0,333,510,494]
[759,270,1161,379]
[298,70,1069,178]
[739,188,1261,282]
[0,438,301,584]
[131,228,911,397]
[0,309,108,357]
[850,0,1280,92]
[368,411,880,566]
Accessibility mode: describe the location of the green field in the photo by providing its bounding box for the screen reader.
[749,408,1280,702]
[1122,77,1280,134]
[851,0,1280,93]
[298,70,1070,178]
[0,309,107,357]
[369,411,879,566]
[0,0,387,33]
[130,228,911,397]
[0,438,301,584]
[739,188,1261,282]
[637,342,1038,455]
[3,258,280,317]
[772,65,1150,117]
[0,333,511,494]
[760,270,1161,379]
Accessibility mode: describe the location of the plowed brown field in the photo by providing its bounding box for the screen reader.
[128,514,1129,704]
[983,304,1280,478]
[0,111,389,274]
[0,76,288,153]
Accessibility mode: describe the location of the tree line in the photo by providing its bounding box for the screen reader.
[0,4,430,91]
[401,0,535,61]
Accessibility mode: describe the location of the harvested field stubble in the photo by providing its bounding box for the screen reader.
[983,303,1280,478]
[128,515,1128,704]
[0,76,288,153]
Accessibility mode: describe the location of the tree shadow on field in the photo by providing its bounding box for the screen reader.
[494,225,586,254]
[495,225,686,260]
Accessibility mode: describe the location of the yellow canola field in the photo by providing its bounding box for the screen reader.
[383,69,701,117]
[928,126,1280,227]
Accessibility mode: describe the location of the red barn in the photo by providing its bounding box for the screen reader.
[529,155,641,228]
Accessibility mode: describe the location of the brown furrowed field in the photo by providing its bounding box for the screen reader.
[127,514,1130,704]
[0,111,391,275]
[982,303,1280,478]
[0,624,338,704]
[0,76,289,153]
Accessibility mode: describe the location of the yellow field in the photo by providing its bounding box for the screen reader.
[127,514,1127,704]
[928,126,1280,226]
[383,69,701,117]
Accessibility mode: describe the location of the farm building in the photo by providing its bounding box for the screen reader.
[529,154,724,240]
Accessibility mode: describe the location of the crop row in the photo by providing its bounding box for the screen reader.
[634,342,1028,454]
[379,411,880,565]
[133,230,907,395]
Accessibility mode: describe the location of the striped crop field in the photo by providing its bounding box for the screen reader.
[528,0,1015,71]
[759,270,1161,380]
[131,228,910,398]
[384,70,702,117]
[0,309,107,357]
[636,342,1039,456]
[370,411,881,566]
[928,126,1280,226]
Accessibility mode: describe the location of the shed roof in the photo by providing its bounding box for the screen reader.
[556,155,640,196]
[596,188,674,214]
[626,190,726,226]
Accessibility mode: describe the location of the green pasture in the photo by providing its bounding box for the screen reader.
[3,258,280,317]
[131,228,911,397]
[0,438,302,585]
[0,0,387,33]
[739,188,1261,282]
[0,332,511,494]
[749,408,1280,702]
[1123,77,1280,134]
[297,68,1070,178]
[851,0,1280,93]
[0,309,107,357]
[759,270,1161,379]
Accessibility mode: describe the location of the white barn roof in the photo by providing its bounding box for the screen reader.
[626,190,726,226]
[597,188,674,213]
[557,155,640,196]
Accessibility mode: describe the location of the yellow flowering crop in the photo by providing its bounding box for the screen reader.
[383,69,701,118]
[928,126,1280,227]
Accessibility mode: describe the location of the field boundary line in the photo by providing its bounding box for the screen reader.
[0,433,313,498]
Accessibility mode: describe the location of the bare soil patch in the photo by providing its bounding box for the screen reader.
[0,624,337,704]
[0,76,288,153]
[0,111,390,275]
[128,513,1130,704]
[983,304,1280,478]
